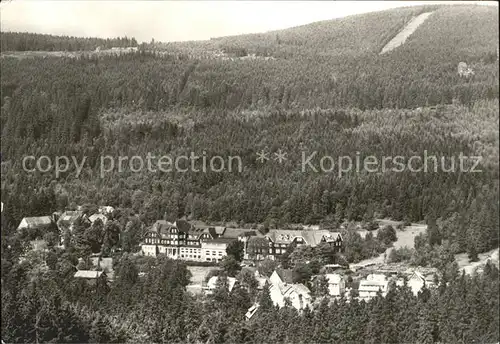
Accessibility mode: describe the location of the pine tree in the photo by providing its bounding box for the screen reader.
[89,314,111,344]
[313,275,330,298]
[259,281,273,312]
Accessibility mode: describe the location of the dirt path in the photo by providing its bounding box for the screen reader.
[353,219,499,276]
[380,12,434,55]
[455,247,499,275]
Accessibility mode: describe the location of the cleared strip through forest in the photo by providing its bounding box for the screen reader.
[380,12,434,55]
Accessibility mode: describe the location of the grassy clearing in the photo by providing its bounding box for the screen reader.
[186,265,218,294]
[355,220,427,268]
[455,247,499,275]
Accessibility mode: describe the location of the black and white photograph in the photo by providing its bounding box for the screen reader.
[0,1,499,343]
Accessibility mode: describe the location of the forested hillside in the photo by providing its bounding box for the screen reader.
[2,254,499,343]
[0,32,138,51]
[1,4,499,343]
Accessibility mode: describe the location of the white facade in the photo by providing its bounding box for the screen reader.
[358,274,389,300]
[201,241,229,263]
[269,283,312,310]
[269,270,312,311]
[179,246,202,260]
[142,244,157,257]
[407,272,435,296]
[17,216,53,231]
[269,270,284,286]
[141,240,229,263]
[88,213,108,226]
[325,274,346,297]
[245,304,260,320]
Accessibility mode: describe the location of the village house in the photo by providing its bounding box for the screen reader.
[140,220,256,261]
[142,220,214,258]
[91,256,114,280]
[141,220,343,264]
[407,271,436,296]
[245,303,260,320]
[254,270,269,290]
[269,269,312,311]
[358,274,389,300]
[321,264,348,273]
[245,229,343,260]
[98,206,115,215]
[17,216,55,232]
[29,239,49,251]
[325,273,346,297]
[18,239,50,264]
[88,213,108,226]
[270,268,294,286]
[57,210,88,233]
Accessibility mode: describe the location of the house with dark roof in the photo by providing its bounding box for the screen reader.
[57,210,88,233]
[406,271,436,296]
[246,229,343,260]
[141,220,251,261]
[269,269,312,311]
[91,256,114,280]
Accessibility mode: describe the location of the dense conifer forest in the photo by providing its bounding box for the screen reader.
[1,253,499,343]
[1,4,499,343]
[0,32,138,51]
